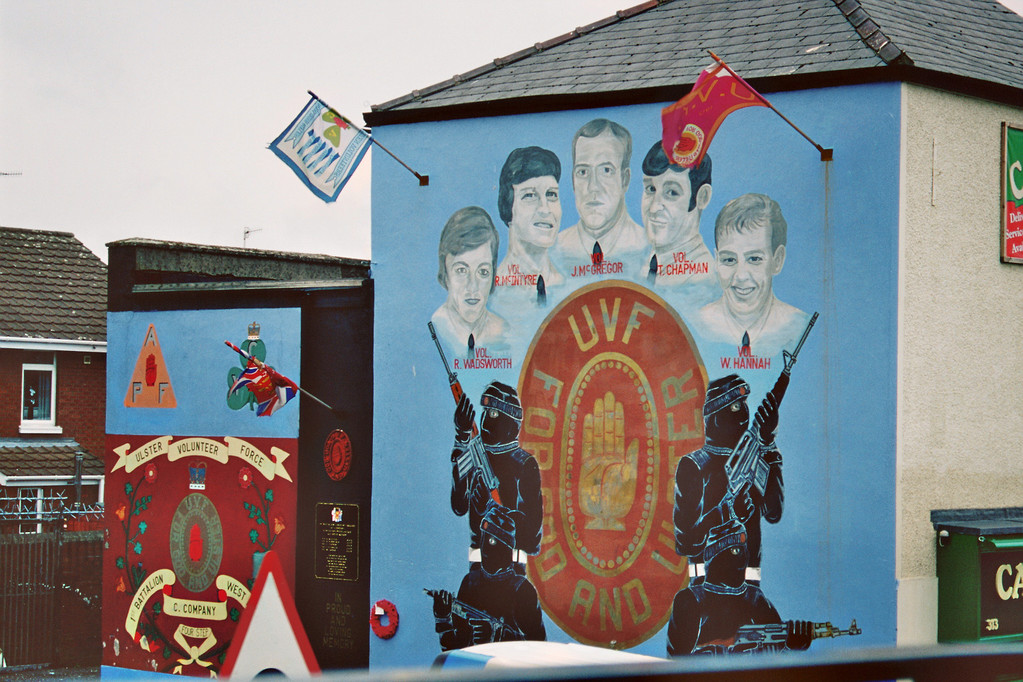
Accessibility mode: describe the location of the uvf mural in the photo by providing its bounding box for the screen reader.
[371,78,901,665]
[104,310,302,676]
[387,110,857,660]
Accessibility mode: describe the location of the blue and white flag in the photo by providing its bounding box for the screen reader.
[270,95,371,203]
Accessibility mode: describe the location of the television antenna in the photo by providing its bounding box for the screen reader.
[243,226,262,248]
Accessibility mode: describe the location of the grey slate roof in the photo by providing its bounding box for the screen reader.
[0,226,107,342]
[859,0,1023,85]
[0,438,104,478]
[367,0,1023,122]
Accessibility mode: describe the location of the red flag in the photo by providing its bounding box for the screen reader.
[661,60,768,168]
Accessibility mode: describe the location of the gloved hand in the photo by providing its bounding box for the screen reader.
[786,620,813,650]
[455,393,475,442]
[481,498,516,534]
[757,390,780,445]
[470,473,495,513]
[469,618,495,644]
[725,483,755,524]
[432,590,453,620]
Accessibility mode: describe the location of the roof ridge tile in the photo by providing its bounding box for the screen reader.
[833,0,912,65]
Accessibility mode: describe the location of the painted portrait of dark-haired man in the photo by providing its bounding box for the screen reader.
[639,140,717,307]
[495,146,565,289]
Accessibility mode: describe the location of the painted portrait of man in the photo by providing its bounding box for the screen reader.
[553,118,646,273]
[431,206,509,356]
[696,193,810,356]
[495,146,564,289]
[639,140,717,307]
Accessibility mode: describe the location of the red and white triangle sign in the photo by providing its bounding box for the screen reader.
[221,550,320,679]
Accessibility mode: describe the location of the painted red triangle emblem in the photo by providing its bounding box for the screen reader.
[124,323,177,408]
[220,551,320,678]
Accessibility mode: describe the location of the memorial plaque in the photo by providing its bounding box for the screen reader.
[315,503,359,581]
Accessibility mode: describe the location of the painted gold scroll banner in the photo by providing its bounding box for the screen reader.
[111,436,292,482]
[125,571,252,638]
[173,625,217,672]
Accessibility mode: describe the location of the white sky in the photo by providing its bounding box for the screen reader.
[3,0,1022,263]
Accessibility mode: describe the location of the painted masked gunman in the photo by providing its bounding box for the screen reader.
[666,518,812,656]
[450,381,543,572]
[432,503,547,649]
[673,373,784,584]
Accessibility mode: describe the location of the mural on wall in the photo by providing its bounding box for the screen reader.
[431,207,510,361]
[639,141,716,303]
[225,322,269,414]
[495,146,564,292]
[426,325,545,647]
[105,433,297,675]
[104,313,301,676]
[225,333,300,417]
[555,120,645,278]
[124,323,177,408]
[411,109,860,659]
[693,193,811,360]
[667,316,826,655]
[520,281,706,648]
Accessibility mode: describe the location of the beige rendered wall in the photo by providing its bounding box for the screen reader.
[897,83,1023,644]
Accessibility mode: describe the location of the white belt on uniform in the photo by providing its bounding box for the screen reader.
[688,563,762,581]
[469,548,528,564]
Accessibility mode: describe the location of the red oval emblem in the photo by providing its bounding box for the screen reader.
[188,523,203,562]
[323,429,353,481]
[520,280,707,648]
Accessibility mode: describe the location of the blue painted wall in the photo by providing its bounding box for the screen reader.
[370,81,899,667]
[107,308,302,438]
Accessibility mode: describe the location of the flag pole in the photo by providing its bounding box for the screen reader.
[708,52,833,161]
[307,90,429,185]
[224,341,346,420]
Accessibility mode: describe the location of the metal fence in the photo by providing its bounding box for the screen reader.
[0,495,103,671]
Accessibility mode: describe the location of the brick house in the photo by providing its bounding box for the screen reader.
[0,226,106,533]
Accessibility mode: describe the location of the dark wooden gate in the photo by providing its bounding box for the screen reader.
[0,515,103,670]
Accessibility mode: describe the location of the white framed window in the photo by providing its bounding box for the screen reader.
[20,356,61,434]
[19,487,43,534]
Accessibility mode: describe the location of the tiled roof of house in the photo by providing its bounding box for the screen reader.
[0,226,107,342]
[367,0,1023,123]
[858,0,1023,85]
[0,438,104,478]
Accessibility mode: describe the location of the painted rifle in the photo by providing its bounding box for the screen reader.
[423,589,524,643]
[722,312,819,518]
[730,618,861,653]
[428,322,501,504]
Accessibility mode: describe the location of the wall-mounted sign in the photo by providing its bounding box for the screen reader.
[980,548,1023,638]
[1002,123,1023,264]
[314,503,359,581]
